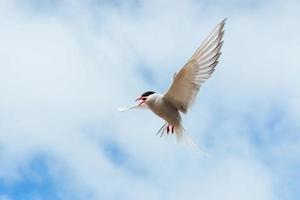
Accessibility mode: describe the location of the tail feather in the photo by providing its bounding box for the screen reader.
[176,124,209,156]
[155,123,168,137]
[155,123,209,156]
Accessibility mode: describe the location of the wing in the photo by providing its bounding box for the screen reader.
[163,18,226,113]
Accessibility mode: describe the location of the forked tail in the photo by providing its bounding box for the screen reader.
[156,123,209,156]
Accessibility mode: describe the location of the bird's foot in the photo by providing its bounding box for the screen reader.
[166,125,175,134]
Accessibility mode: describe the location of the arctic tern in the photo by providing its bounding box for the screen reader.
[120,19,226,141]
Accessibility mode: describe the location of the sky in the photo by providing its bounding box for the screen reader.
[0,0,300,199]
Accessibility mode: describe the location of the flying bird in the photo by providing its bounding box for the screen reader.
[120,19,226,141]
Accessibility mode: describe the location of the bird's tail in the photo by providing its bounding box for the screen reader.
[174,123,185,141]
[176,124,209,156]
[156,123,209,156]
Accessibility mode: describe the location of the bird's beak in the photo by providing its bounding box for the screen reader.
[135,97,146,106]
[135,97,143,101]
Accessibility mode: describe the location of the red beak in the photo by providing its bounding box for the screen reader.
[135,97,146,106]
[135,97,146,102]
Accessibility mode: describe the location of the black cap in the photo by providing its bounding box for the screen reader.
[141,91,155,97]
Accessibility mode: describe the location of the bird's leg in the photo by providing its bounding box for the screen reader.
[167,125,170,134]
[171,125,175,134]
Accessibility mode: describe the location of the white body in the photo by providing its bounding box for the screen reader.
[145,93,182,126]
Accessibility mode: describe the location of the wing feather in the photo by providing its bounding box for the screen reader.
[163,19,226,113]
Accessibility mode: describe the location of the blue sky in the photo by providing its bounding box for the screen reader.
[0,0,300,199]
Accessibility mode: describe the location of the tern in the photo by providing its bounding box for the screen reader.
[120,19,226,141]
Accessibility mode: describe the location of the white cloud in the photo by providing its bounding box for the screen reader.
[0,0,299,199]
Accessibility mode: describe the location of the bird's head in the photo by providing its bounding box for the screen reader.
[135,91,155,106]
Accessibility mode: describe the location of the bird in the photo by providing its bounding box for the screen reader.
[120,19,226,141]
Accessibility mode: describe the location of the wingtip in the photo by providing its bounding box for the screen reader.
[216,18,227,33]
[219,18,228,27]
[222,17,228,23]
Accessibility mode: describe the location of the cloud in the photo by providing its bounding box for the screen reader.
[0,0,299,199]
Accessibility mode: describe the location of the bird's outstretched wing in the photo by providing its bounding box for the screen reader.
[163,19,226,113]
